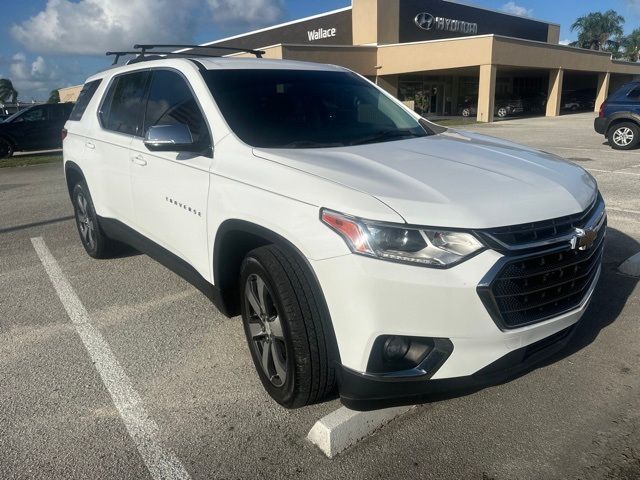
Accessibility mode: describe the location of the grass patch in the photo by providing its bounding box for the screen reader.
[1,153,63,168]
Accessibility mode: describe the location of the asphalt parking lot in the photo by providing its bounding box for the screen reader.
[1,112,639,479]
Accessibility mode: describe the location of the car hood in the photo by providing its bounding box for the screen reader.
[252,130,597,229]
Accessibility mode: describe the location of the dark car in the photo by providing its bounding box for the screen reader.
[0,103,74,158]
[459,95,524,119]
[595,81,640,150]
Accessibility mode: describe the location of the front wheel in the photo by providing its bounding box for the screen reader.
[240,245,335,408]
[608,122,640,150]
[496,107,509,118]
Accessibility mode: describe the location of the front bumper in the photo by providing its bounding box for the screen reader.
[311,247,600,405]
[338,322,579,410]
[594,117,608,135]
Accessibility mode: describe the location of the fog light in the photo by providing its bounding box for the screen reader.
[383,336,411,361]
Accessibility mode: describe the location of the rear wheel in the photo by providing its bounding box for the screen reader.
[496,107,508,118]
[608,122,640,150]
[72,182,121,258]
[240,245,335,408]
[0,138,14,159]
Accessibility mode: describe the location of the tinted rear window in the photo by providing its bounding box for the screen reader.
[69,80,102,121]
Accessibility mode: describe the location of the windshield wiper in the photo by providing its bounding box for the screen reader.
[350,129,425,146]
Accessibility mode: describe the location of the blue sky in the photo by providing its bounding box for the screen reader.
[1,0,639,101]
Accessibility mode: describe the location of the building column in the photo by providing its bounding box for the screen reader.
[595,72,610,112]
[376,75,399,97]
[546,68,564,117]
[477,64,497,123]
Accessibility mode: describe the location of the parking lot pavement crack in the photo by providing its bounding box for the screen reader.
[30,236,192,480]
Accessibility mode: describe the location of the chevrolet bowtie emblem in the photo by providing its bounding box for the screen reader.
[570,227,598,251]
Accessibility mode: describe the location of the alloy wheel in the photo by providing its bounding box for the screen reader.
[76,192,96,251]
[613,127,634,147]
[497,107,508,118]
[244,273,288,387]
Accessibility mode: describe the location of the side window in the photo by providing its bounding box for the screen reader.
[627,86,640,99]
[144,70,210,144]
[15,107,46,122]
[49,104,67,120]
[69,80,101,121]
[101,71,150,136]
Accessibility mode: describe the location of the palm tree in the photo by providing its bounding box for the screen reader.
[571,10,625,51]
[0,78,19,104]
[622,28,640,62]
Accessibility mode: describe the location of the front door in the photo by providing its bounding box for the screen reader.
[129,69,212,274]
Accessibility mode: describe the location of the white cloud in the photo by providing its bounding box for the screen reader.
[501,1,533,18]
[4,53,63,101]
[10,0,202,55]
[559,39,572,45]
[10,0,286,56]
[207,0,285,27]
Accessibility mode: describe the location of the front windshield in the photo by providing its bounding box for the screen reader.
[203,69,430,148]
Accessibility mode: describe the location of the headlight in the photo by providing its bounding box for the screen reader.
[321,209,484,268]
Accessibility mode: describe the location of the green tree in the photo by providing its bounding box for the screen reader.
[47,89,60,103]
[622,28,640,62]
[571,10,625,51]
[0,78,19,104]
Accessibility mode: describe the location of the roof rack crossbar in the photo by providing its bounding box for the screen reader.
[133,44,265,58]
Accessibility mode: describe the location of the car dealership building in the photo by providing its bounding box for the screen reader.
[185,0,640,122]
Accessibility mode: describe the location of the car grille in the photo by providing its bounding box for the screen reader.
[477,199,606,330]
[478,194,604,251]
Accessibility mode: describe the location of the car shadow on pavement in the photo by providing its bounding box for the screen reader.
[349,227,639,411]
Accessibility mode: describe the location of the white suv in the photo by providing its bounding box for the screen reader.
[63,53,606,410]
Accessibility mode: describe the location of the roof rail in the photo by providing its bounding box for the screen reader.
[134,44,265,58]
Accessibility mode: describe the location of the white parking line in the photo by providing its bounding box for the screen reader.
[587,168,640,177]
[31,237,191,480]
[606,206,640,216]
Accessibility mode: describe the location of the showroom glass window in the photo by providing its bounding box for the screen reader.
[144,70,210,145]
[100,71,150,136]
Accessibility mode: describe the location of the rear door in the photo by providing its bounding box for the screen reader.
[46,103,73,149]
[129,68,213,271]
[85,70,150,225]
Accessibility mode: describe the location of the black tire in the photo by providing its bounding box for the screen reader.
[72,181,121,258]
[608,122,640,150]
[240,245,336,408]
[0,138,14,159]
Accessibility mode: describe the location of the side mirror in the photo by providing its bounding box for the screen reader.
[144,124,199,152]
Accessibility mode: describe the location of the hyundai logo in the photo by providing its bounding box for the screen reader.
[415,12,435,30]
[414,12,479,35]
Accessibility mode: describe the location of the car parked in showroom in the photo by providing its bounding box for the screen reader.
[63,46,606,410]
[595,81,640,150]
[0,102,74,158]
[459,95,526,118]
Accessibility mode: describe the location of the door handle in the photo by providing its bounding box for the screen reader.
[132,155,147,166]
[85,141,95,149]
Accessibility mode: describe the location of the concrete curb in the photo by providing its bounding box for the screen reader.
[619,252,640,277]
[307,405,414,458]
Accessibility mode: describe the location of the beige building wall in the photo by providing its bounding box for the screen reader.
[58,85,82,103]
